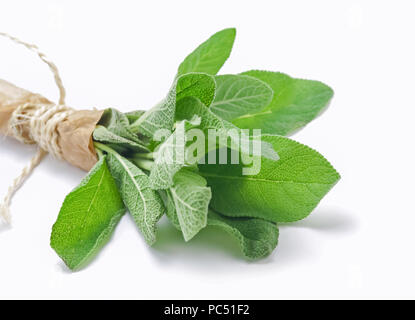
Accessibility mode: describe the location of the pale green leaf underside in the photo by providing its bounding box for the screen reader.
[175,96,279,162]
[125,110,145,124]
[99,108,142,143]
[129,80,176,138]
[176,72,216,106]
[93,125,148,152]
[200,134,340,222]
[149,118,201,190]
[129,72,214,139]
[211,74,273,121]
[177,28,236,76]
[50,157,125,271]
[235,70,334,136]
[106,153,164,245]
[99,108,129,132]
[164,169,212,241]
[207,210,279,259]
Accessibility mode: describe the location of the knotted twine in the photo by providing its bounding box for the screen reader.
[0,32,72,223]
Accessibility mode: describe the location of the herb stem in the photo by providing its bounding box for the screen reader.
[132,152,155,160]
[94,142,118,156]
[132,158,154,171]
[96,148,104,160]
[95,142,154,171]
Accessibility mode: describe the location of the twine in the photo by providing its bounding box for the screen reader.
[9,103,73,158]
[0,32,69,224]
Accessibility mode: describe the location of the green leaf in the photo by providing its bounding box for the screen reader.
[207,210,279,259]
[125,110,146,124]
[149,117,201,190]
[234,70,334,135]
[199,134,340,222]
[176,72,216,106]
[99,108,142,143]
[129,80,177,138]
[106,152,165,245]
[177,28,236,76]
[210,75,273,121]
[99,108,129,131]
[129,72,216,139]
[163,169,211,241]
[175,96,279,162]
[176,96,228,132]
[50,156,126,271]
[93,125,149,153]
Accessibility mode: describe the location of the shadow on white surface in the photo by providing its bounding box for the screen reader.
[150,216,278,273]
[150,207,356,272]
[274,207,357,265]
[1,135,86,186]
[281,207,357,233]
[45,205,356,275]
[56,261,72,274]
[0,222,12,233]
[0,136,34,157]
[153,219,245,259]
[40,154,85,185]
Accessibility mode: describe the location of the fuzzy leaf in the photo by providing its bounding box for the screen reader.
[50,157,125,270]
[129,80,177,138]
[176,72,216,106]
[176,96,279,162]
[210,74,273,121]
[164,169,211,241]
[149,117,201,190]
[177,28,236,76]
[129,71,217,139]
[93,125,149,152]
[235,70,334,135]
[207,210,279,259]
[199,134,340,222]
[125,110,146,124]
[106,153,164,245]
[99,108,141,143]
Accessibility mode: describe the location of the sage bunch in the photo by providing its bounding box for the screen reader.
[50,28,340,270]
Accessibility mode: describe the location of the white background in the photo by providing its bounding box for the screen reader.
[0,0,414,299]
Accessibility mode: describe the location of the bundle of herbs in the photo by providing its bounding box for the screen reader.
[49,28,340,270]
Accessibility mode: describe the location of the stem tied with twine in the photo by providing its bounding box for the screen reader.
[0,32,69,224]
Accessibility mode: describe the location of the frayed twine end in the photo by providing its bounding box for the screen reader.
[0,203,11,224]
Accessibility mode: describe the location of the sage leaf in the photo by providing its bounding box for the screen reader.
[129,80,176,138]
[99,108,129,131]
[177,28,236,76]
[93,125,149,153]
[106,152,165,245]
[50,156,126,271]
[210,74,273,121]
[125,110,145,124]
[99,108,142,143]
[176,96,279,161]
[176,96,228,133]
[149,117,201,190]
[234,70,334,135]
[129,72,215,139]
[199,134,340,222]
[163,169,212,241]
[207,210,279,259]
[176,72,216,106]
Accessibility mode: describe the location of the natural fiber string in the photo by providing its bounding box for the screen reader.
[0,32,70,223]
[0,149,45,223]
[9,103,73,158]
[0,32,66,105]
